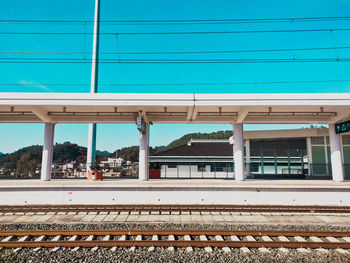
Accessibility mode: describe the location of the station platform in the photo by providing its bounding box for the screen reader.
[1,209,350,226]
[0,179,349,206]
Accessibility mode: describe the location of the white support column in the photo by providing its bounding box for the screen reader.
[329,124,344,182]
[245,139,250,178]
[139,123,149,181]
[233,123,245,181]
[306,137,312,176]
[41,123,55,181]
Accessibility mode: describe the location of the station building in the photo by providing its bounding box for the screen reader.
[149,128,350,180]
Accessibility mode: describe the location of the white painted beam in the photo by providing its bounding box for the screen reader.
[191,108,198,121]
[186,106,194,121]
[330,111,350,123]
[31,107,53,123]
[236,110,249,123]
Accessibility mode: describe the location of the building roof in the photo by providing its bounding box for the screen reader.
[152,141,233,157]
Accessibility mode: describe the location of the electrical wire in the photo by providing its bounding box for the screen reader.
[1,28,350,35]
[1,79,350,86]
[1,46,350,55]
[1,16,350,24]
[0,58,347,63]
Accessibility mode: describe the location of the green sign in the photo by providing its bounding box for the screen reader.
[335,120,350,134]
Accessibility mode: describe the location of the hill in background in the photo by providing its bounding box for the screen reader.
[0,142,110,166]
[0,130,233,165]
[105,130,233,162]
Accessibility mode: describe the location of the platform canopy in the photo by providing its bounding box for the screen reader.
[0,92,349,124]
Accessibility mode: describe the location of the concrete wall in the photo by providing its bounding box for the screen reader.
[1,184,349,205]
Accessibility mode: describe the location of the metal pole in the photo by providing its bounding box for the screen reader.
[86,0,100,174]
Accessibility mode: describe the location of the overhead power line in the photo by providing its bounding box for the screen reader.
[1,16,350,24]
[2,79,350,86]
[0,58,348,63]
[0,28,349,35]
[1,46,350,55]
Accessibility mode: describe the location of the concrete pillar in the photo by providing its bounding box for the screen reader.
[86,123,97,173]
[245,139,250,178]
[139,123,149,181]
[306,137,312,176]
[329,124,345,182]
[234,123,245,181]
[41,123,55,181]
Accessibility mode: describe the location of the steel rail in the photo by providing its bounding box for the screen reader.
[1,229,350,237]
[1,240,350,249]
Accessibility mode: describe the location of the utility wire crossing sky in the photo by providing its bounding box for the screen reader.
[0,0,349,153]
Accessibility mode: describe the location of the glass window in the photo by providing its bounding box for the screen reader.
[168,164,177,169]
[197,164,206,172]
[311,136,324,145]
[263,141,275,156]
[342,135,350,145]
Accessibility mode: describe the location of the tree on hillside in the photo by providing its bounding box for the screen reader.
[16,153,37,177]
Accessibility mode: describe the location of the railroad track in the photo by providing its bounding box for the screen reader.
[1,229,350,253]
[1,205,350,214]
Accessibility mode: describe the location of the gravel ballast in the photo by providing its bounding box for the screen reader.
[0,223,350,263]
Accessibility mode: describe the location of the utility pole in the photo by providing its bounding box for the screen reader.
[86,0,100,173]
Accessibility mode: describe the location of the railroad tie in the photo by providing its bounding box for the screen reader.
[130,235,142,251]
[277,236,290,253]
[168,235,175,251]
[259,236,272,253]
[33,235,47,252]
[326,236,340,243]
[342,237,350,242]
[200,235,213,252]
[0,235,14,251]
[309,236,328,253]
[231,235,240,241]
[215,235,231,253]
[233,235,249,253]
[50,235,62,252]
[293,236,310,253]
[111,235,126,251]
[184,235,193,252]
[13,236,30,253]
[325,237,350,254]
[148,235,158,252]
[92,235,109,252]
[69,235,80,252]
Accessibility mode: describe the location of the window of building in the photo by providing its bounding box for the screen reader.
[168,164,177,169]
[198,164,207,172]
[211,163,225,172]
[342,135,350,145]
[311,136,325,145]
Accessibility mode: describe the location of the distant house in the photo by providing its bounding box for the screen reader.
[100,157,124,168]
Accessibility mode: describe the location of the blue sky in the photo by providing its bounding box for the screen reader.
[0,0,349,153]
